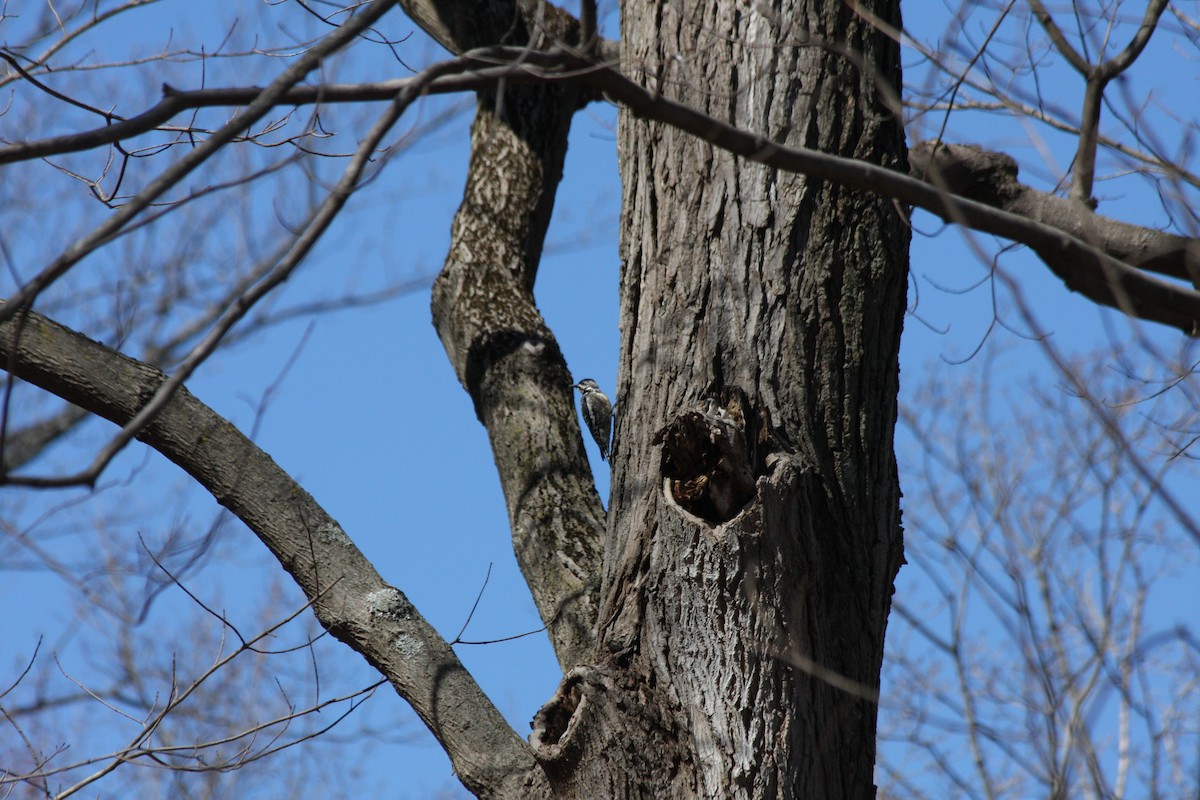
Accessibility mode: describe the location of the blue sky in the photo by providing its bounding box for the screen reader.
[2,2,1197,797]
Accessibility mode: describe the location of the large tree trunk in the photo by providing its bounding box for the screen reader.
[530,2,908,796]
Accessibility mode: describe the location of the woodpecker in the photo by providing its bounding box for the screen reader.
[573,378,612,461]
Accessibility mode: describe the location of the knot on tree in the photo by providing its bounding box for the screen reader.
[909,141,1020,206]
[653,393,763,524]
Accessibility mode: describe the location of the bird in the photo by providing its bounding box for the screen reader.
[573,378,613,461]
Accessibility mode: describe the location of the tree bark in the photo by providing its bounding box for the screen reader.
[421,1,605,672]
[529,1,908,796]
[431,78,606,670]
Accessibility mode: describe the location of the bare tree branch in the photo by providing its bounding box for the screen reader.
[578,55,1200,333]
[885,345,1200,798]
[1029,0,1171,205]
[0,304,547,798]
[9,28,1193,336]
[0,404,88,472]
[0,0,169,93]
[0,63,583,167]
[0,0,399,326]
[1,56,465,489]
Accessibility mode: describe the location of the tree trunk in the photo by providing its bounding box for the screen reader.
[530,1,908,796]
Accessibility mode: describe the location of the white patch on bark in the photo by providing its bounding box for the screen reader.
[392,633,423,657]
[316,522,350,546]
[366,587,412,620]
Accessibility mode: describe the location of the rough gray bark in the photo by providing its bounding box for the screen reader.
[416,1,606,672]
[527,1,909,797]
[430,78,606,670]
